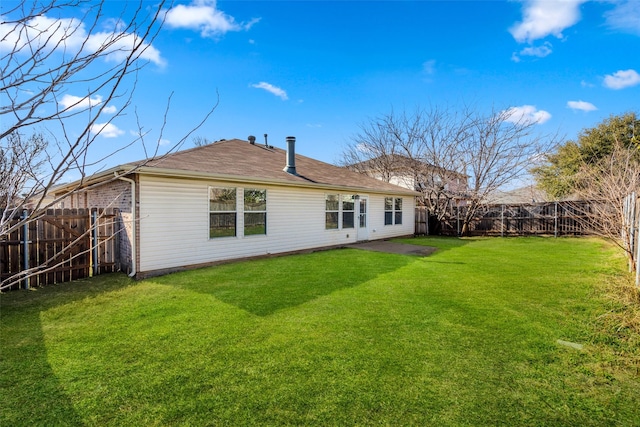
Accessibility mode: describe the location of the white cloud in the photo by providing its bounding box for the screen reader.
[90,122,125,138]
[580,80,595,88]
[159,138,171,146]
[510,0,587,43]
[603,69,640,89]
[164,0,260,38]
[503,105,552,125]
[519,42,553,58]
[422,60,436,75]
[59,94,102,111]
[58,94,117,114]
[567,100,597,112]
[511,41,553,62]
[604,0,640,35]
[251,82,288,100]
[0,15,165,66]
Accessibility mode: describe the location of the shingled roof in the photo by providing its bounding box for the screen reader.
[129,138,417,195]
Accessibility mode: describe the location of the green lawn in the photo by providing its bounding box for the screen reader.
[2,237,638,426]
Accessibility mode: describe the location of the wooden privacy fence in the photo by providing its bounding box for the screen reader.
[622,193,640,287]
[417,201,602,237]
[0,208,121,291]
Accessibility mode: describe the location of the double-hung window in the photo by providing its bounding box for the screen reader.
[210,187,237,238]
[325,194,339,229]
[384,197,403,225]
[244,189,267,236]
[342,195,355,229]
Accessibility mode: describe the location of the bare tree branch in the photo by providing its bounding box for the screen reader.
[1,0,219,287]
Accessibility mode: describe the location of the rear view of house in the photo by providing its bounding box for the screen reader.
[55,137,417,278]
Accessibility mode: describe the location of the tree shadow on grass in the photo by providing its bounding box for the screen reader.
[394,236,477,254]
[155,249,413,317]
[0,274,136,426]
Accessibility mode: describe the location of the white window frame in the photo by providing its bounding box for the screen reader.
[244,188,267,237]
[384,196,403,226]
[209,186,238,239]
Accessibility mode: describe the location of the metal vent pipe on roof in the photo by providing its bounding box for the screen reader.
[284,136,297,175]
[248,135,256,144]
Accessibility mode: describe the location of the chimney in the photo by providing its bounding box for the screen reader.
[248,135,256,145]
[283,136,297,175]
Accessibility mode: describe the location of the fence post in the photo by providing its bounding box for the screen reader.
[631,193,640,287]
[636,203,639,287]
[554,201,558,238]
[21,210,29,290]
[501,205,504,237]
[92,209,98,277]
[631,193,637,274]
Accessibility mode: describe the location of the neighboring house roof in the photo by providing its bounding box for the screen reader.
[487,186,551,204]
[349,154,468,179]
[67,138,419,196]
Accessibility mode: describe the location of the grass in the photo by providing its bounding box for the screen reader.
[1,237,639,426]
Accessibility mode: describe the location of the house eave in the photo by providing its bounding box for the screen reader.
[133,166,420,196]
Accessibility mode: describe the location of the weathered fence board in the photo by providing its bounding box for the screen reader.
[622,193,640,287]
[0,208,120,291]
[417,201,602,237]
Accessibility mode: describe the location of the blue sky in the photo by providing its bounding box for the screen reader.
[2,0,640,175]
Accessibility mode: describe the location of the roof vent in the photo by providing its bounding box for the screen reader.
[264,133,268,147]
[283,136,297,175]
[248,135,256,145]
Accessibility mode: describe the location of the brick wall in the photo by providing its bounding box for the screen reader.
[56,179,134,274]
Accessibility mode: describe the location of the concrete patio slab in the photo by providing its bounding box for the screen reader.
[347,240,437,256]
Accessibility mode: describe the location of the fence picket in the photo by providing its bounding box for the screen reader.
[1,208,121,290]
[417,201,607,237]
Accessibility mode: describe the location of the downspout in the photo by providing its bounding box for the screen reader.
[116,173,137,278]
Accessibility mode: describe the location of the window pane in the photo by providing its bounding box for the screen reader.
[384,197,393,211]
[395,212,402,225]
[385,211,393,225]
[342,212,354,229]
[210,213,236,238]
[342,195,354,211]
[359,211,366,228]
[325,212,338,229]
[395,198,403,211]
[244,189,266,211]
[210,187,236,211]
[326,194,339,211]
[244,212,266,235]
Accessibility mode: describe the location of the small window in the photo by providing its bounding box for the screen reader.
[385,196,403,225]
[209,187,237,238]
[325,194,339,229]
[384,197,393,225]
[394,198,403,225]
[342,195,355,229]
[244,189,267,236]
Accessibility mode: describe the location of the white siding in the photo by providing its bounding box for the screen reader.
[367,194,415,240]
[138,176,414,274]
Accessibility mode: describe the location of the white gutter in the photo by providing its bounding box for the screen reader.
[133,166,421,197]
[116,173,137,278]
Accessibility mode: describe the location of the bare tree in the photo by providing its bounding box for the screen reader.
[457,106,557,235]
[192,136,212,147]
[342,106,468,227]
[342,105,556,234]
[0,0,217,236]
[0,1,218,290]
[1,131,48,211]
[573,141,640,269]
